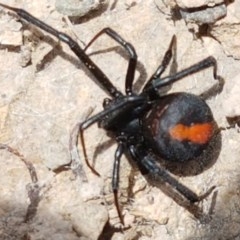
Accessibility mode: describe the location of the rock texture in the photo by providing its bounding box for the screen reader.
[0,0,240,239]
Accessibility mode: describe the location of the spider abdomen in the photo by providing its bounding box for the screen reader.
[143,92,216,162]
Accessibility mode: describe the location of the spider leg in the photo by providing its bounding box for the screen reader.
[112,142,125,225]
[74,95,145,175]
[143,35,176,90]
[0,3,122,98]
[144,56,223,93]
[84,28,137,95]
[129,145,215,203]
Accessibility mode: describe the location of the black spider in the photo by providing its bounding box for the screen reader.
[0,3,223,225]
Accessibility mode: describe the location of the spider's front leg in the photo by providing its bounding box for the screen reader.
[143,35,176,91]
[0,3,122,98]
[129,145,215,204]
[83,27,138,95]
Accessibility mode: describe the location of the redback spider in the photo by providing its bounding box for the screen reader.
[0,3,224,225]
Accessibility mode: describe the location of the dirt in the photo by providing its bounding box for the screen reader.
[0,0,240,239]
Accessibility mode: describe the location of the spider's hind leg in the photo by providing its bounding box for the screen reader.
[129,145,215,203]
[112,142,125,225]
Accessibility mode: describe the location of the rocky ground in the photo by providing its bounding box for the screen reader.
[0,0,240,239]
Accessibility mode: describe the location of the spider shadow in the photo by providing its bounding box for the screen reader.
[91,129,221,222]
[31,33,148,96]
[27,23,222,222]
[92,138,115,166]
[125,139,220,223]
[67,2,110,24]
[87,39,222,222]
[13,26,86,74]
[86,45,148,93]
[144,132,220,219]
[20,19,178,97]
